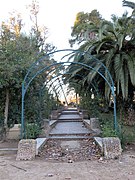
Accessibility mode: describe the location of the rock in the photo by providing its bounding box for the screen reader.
[47,173,54,177]
[16,139,37,160]
[103,137,122,159]
[68,159,73,163]
[99,157,104,161]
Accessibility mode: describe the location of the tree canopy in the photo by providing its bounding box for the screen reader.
[67,1,135,105]
[0,1,58,139]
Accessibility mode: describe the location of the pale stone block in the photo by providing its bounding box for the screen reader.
[103,137,122,159]
[90,118,100,129]
[16,139,37,160]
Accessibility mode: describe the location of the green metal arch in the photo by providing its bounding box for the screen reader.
[21,49,117,138]
[40,73,99,99]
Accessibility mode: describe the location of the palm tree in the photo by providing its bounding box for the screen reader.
[67,12,135,101]
[123,0,135,26]
[123,0,135,11]
[94,13,135,100]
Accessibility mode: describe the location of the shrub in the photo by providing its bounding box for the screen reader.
[25,123,42,139]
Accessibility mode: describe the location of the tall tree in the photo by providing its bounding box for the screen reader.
[0,2,57,140]
[68,9,135,102]
[69,10,103,46]
[27,0,55,53]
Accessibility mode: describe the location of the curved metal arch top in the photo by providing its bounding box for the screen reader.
[21,49,117,139]
[23,49,114,91]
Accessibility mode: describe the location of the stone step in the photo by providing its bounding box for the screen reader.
[62,108,78,111]
[57,119,82,122]
[58,118,82,121]
[48,135,94,140]
[58,116,82,121]
[61,111,79,115]
[58,114,81,120]
[49,121,91,135]
[49,132,94,137]
[0,148,18,155]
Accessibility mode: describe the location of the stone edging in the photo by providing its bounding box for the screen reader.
[36,138,47,155]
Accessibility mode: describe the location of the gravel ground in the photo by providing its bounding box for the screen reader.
[1,151,135,180]
[1,140,135,180]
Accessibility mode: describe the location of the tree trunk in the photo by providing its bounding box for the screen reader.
[3,88,9,141]
[76,93,78,106]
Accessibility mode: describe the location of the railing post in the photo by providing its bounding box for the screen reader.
[111,86,118,133]
[21,83,25,139]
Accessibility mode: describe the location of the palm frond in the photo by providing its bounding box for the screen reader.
[123,0,135,9]
[120,65,129,100]
[87,63,104,86]
[127,54,135,86]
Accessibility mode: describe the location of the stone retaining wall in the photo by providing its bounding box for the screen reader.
[7,124,21,140]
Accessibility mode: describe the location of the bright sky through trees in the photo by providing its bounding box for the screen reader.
[0,0,134,50]
[0,0,134,103]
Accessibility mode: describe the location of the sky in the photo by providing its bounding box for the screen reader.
[0,0,134,50]
[0,0,134,102]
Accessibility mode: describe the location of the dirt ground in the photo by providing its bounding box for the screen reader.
[1,140,135,180]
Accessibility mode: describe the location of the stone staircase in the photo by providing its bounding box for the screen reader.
[48,108,96,140]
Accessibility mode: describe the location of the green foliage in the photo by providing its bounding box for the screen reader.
[99,112,117,137]
[101,120,117,137]
[40,89,58,119]
[79,92,101,118]
[69,5,135,102]
[117,107,135,147]
[119,129,135,148]
[69,10,103,46]
[100,112,135,148]
[25,123,42,139]
[0,5,57,140]
[123,0,135,13]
